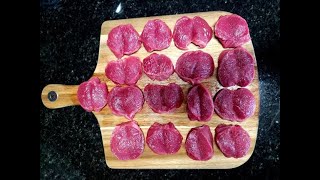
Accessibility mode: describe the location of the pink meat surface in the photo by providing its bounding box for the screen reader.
[146,122,183,155]
[144,83,184,113]
[173,16,212,50]
[173,16,193,49]
[215,124,251,158]
[214,14,251,48]
[107,24,141,58]
[140,19,172,52]
[107,86,144,120]
[110,121,144,160]
[214,88,255,122]
[175,50,214,84]
[192,16,213,48]
[142,53,174,81]
[218,47,255,87]
[185,125,214,161]
[187,84,214,121]
[77,77,108,112]
[105,56,142,85]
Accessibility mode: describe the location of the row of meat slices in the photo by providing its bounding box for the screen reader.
[107,14,251,58]
[77,79,255,122]
[105,53,173,85]
[105,47,255,87]
[187,84,255,122]
[110,121,251,161]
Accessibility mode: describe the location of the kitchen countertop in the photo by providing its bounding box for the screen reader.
[40,0,280,179]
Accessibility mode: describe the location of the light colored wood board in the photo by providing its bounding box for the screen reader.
[41,11,260,169]
[96,11,260,169]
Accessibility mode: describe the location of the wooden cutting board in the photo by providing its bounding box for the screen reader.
[41,11,260,169]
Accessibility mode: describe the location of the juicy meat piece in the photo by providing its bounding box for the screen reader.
[175,50,214,84]
[214,14,251,48]
[218,47,255,87]
[144,83,184,113]
[192,16,213,48]
[146,122,183,155]
[173,16,212,50]
[142,53,174,81]
[140,19,172,52]
[215,124,251,158]
[107,86,144,120]
[105,56,142,85]
[187,84,214,121]
[214,88,255,122]
[173,16,193,49]
[110,121,144,160]
[185,125,214,161]
[107,24,141,58]
[77,77,108,112]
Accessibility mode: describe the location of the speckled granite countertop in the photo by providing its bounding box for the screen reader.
[40,0,280,179]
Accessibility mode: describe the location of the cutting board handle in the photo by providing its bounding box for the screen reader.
[41,84,80,109]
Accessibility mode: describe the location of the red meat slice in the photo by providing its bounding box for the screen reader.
[144,83,184,113]
[215,124,251,158]
[173,16,212,50]
[77,77,108,112]
[107,86,144,120]
[192,16,213,48]
[185,125,214,161]
[107,24,141,58]
[187,84,214,121]
[175,50,214,84]
[173,16,193,50]
[105,56,142,85]
[218,47,255,87]
[214,88,255,122]
[146,122,183,155]
[214,14,251,48]
[140,19,172,52]
[110,121,144,160]
[142,53,174,81]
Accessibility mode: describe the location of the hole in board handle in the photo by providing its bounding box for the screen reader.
[48,91,58,102]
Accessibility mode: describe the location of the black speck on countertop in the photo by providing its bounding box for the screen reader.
[40,0,279,179]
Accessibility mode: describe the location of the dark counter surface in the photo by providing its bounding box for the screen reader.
[40,0,280,179]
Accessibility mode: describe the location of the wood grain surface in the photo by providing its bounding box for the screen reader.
[41,11,260,169]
